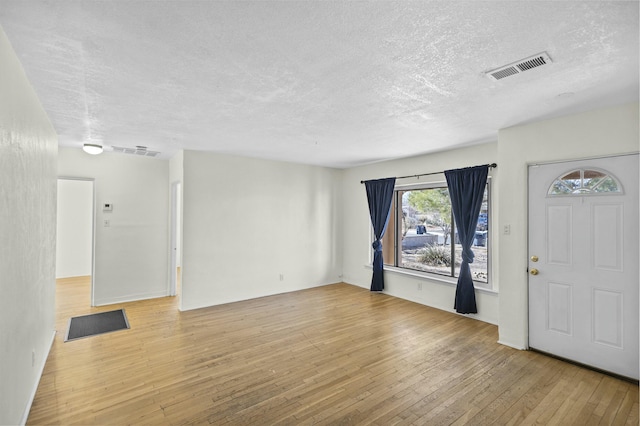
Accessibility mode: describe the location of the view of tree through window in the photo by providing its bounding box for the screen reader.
[382,183,489,284]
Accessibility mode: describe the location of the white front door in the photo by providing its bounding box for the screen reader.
[528,154,639,380]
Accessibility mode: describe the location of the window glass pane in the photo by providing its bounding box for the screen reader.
[583,176,604,190]
[377,181,491,286]
[592,176,619,193]
[583,170,606,179]
[399,188,453,277]
[560,170,581,193]
[549,180,573,195]
[561,170,581,180]
[381,196,395,266]
[548,169,621,195]
[453,186,489,283]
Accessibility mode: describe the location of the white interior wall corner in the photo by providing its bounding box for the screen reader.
[180,150,343,310]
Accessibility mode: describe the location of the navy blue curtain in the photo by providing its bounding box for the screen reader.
[364,177,396,292]
[445,165,489,314]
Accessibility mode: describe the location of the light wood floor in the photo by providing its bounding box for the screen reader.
[28,278,638,425]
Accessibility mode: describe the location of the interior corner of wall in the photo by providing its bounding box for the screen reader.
[497,339,527,351]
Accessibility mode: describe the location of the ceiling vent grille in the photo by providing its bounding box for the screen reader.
[112,145,160,157]
[486,52,552,81]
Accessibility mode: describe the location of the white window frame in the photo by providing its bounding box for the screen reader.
[371,178,493,291]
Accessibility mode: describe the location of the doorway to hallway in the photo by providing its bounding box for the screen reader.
[56,178,95,307]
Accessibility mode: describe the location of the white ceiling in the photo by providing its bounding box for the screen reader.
[0,1,638,168]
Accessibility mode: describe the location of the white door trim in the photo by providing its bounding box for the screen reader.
[169,181,182,301]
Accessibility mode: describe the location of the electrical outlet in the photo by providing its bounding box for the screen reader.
[104,219,110,227]
[417,282,422,291]
[503,224,511,235]
[279,273,284,281]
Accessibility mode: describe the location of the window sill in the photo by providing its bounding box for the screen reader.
[364,264,498,295]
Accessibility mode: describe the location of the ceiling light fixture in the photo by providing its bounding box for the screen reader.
[83,143,103,155]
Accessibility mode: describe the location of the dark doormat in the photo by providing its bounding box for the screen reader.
[65,309,130,342]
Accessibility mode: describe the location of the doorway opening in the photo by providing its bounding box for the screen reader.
[56,178,96,308]
[170,181,182,305]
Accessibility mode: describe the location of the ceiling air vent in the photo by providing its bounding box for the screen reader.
[486,52,552,81]
[112,145,160,157]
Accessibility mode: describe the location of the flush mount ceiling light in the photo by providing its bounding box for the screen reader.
[82,143,103,155]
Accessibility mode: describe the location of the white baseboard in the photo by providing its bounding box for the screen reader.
[497,339,527,350]
[94,290,169,306]
[180,281,338,312]
[20,330,55,425]
[343,281,499,326]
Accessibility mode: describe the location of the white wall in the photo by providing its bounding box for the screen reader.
[58,147,170,306]
[342,143,500,325]
[56,179,93,278]
[497,102,639,349]
[0,27,57,426]
[180,150,343,311]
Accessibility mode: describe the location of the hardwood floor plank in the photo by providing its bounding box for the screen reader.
[600,384,635,425]
[583,376,624,424]
[547,371,601,424]
[490,355,567,425]
[611,388,638,426]
[447,353,554,425]
[26,278,638,425]
[624,401,639,426]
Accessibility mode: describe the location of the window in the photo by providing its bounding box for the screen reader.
[548,168,621,195]
[381,181,490,285]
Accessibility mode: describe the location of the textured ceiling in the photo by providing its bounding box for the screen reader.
[0,1,638,168]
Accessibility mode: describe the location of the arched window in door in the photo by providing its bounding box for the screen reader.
[548,168,622,195]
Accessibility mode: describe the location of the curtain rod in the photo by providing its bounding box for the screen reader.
[360,163,497,184]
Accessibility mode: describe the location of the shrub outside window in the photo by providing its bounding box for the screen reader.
[381,182,490,285]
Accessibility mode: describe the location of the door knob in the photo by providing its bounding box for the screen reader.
[530,255,539,262]
[530,268,539,275]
